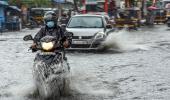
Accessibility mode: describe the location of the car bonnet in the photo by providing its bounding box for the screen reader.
[66,28,104,36]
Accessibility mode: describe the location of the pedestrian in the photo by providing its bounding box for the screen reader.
[146,9,156,26]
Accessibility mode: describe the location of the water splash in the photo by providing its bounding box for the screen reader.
[4,83,38,100]
[69,69,116,97]
[102,29,151,52]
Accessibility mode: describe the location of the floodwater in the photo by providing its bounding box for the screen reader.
[0,25,170,100]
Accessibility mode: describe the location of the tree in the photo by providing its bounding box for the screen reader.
[9,0,22,7]
[9,0,52,8]
[32,0,51,7]
[73,0,78,11]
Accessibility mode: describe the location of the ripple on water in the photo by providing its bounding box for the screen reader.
[0,93,12,98]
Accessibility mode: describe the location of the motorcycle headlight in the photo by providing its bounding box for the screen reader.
[95,32,105,39]
[41,42,54,51]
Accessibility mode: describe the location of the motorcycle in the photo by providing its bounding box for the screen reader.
[167,17,170,27]
[25,17,39,29]
[166,9,170,27]
[23,34,72,99]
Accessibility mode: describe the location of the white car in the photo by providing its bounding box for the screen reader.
[66,14,113,50]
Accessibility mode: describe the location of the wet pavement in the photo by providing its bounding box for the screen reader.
[0,25,170,100]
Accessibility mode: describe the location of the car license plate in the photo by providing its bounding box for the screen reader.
[73,40,87,44]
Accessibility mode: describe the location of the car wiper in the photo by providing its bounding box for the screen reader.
[90,26,102,28]
[70,26,89,28]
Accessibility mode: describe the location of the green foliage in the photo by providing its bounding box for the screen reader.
[146,1,152,7]
[9,0,20,6]
[31,0,51,7]
[9,0,52,7]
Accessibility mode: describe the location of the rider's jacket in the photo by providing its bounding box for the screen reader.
[33,26,71,47]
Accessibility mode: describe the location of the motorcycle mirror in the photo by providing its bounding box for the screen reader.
[23,35,33,41]
[65,32,73,37]
[61,24,66,28]
[106,24,112,29]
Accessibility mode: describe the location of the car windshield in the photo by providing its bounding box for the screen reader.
[67,16,103,28]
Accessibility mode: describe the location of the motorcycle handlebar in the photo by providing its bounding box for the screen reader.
[29,43,65,53]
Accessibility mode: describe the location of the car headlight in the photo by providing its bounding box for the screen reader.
[41,42,54,51]
[94,32,105,39]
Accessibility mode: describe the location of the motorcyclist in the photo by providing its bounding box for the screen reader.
[59,12,69,25]
[31,11,72,52]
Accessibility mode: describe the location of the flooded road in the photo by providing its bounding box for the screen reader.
[0,25,170,100]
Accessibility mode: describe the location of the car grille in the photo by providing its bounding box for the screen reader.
[73,36,93,39]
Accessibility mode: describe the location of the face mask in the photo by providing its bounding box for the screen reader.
[46,21,55,28]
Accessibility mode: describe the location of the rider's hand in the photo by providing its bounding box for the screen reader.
[63,40,69,48]
[30,43,37,52]
[31,43,36,49]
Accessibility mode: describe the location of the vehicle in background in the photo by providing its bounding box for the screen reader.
[154,8,166,24]
[166,8,170,27]
[167,18,170,27]
[81,0,108,15]
[30,8,58,25]
[162,0,170,8]
[66,14,113,50]
[114,8,141,30]
[25,16,38,29]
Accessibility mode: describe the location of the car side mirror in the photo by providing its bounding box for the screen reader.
[106,24,112,29]
[23,35,33,41]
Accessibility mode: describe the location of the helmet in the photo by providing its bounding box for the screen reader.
[44,11,57,22]
[43,11,57,28]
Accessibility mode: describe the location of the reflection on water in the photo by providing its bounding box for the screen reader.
[1,26,170,100]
